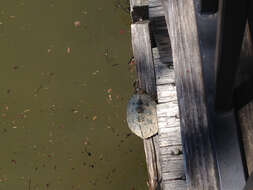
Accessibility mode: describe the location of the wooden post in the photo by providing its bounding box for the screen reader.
[131,21,162,190]
[160,0,246,189]
[160,0,220,189]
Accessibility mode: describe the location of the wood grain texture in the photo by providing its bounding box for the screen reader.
[241,23,253,57]
[131,21,161,190]
[144,136,162,190]
[163,181,187,190]
[237,105,253,174]
[237,24,253,175]
[160,0,219,189]
[236,24,253,87]
[131,21,157,97]
[149,2,186,188]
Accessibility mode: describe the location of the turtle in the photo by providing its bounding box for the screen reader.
[126,88,158,139]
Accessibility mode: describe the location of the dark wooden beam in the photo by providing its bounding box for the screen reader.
[130,0,149,23]
[196,0,247,188]
[235,76,253,110]
[198,0,219,14]
[215,0,248,111]
[236,23,253,176]
[160,0,247,189]
[248,1,253,42]
[160,0,220,189]
[195,0,247,188]
[131,6,149,23]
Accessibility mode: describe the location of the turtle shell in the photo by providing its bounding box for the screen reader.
[126,93,158,139]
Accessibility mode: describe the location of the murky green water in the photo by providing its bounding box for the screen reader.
[0,0,147,189]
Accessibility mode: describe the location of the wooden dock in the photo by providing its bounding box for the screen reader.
[130,0,253,189]
[130,0,186,189]
[149,1,186,189]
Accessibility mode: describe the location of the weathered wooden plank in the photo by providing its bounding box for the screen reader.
[153,52,172,63]
[154,61,175,85]
[149,6,164,18]
[149,0,164,18]
[161,0,247,189]
[131,20,161,190]
[163,181,187,190]
[150,17,173,62]
[131,21,157,97]
[157,84,176,104]
[160,0,219,189]
[158,122,180,131]
[144,135,162,190]
[162,171,185,181]
[158,128,182,147]
[157,103,180,130]
[153,48,172,63]
[161,159,185,173]
[147,1,186,188]
[157,103,178,118]
[160,153,183,162]
[198,0,218,14]
[159,145,182,155]
[149,0,162,8]
[237,23,253,175]
[157,103,180,137]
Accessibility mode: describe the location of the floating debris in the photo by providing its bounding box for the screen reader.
[9,15,16,19]
[128,57,135,65]
[72,109,79,114]
[74,21,81,27]
[112,63,119,67]
[92,70,99,75]
[24,109,31,113]
[107,88,112,93]
[12,65,19,70]
[66,47,71,54]
[11,159,16,165]
[108,94,112,101]
[119,29,125,34]
[81,10,88,15]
